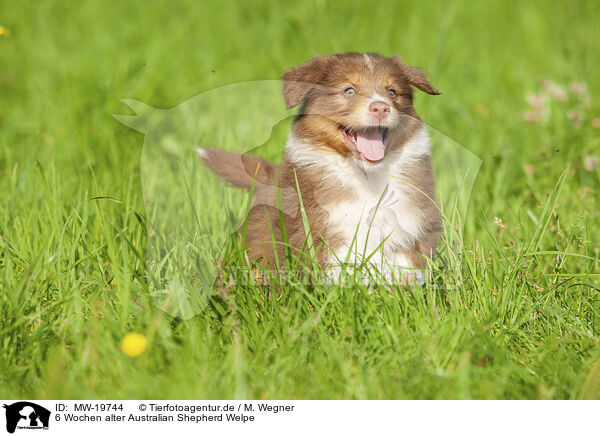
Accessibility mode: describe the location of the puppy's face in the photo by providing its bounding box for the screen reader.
[283,53,439,166]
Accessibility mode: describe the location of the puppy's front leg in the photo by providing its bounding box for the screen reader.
[389,248,426,286]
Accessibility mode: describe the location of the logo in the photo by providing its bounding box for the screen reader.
[2,402,50,434]
[114,80,481,318]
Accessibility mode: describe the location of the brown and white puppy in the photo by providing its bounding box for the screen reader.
[198,52,442,285]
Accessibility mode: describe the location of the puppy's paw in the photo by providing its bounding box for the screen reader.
[389,253,426,287]
[401,269,425,287]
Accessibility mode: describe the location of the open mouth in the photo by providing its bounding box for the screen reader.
[340,126,390,163]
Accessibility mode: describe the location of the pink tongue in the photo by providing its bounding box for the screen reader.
[355,130,385,162]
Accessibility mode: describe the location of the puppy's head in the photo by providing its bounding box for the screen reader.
[283,53,439,167]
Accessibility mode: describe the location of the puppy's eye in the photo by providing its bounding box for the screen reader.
[387,89,398,98]
[344,87,356,95]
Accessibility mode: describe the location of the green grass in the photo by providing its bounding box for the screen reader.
[1,0,600,399]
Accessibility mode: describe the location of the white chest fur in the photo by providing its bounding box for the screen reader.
[286,128,432,274]
[325,170,423,263]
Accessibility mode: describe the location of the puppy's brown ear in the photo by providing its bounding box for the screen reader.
[282,56,328,108]
[393,56,440,95]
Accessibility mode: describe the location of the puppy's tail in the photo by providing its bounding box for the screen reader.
[196,147,277,189]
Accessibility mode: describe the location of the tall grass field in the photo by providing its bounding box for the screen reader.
[1,0,599,399]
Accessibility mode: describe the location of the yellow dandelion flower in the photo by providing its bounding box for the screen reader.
[0,26,10,37]
[120,332,147,357]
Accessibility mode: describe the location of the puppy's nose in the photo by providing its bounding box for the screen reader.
[369,101,390,121]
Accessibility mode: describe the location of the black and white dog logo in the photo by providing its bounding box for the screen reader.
[2,402,50,434]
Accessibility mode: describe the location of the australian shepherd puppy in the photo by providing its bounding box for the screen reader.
[198,52,442,285]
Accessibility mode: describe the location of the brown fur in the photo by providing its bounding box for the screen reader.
[200,52,442,275]
[392,154,442,264]
[199,148,276,188]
